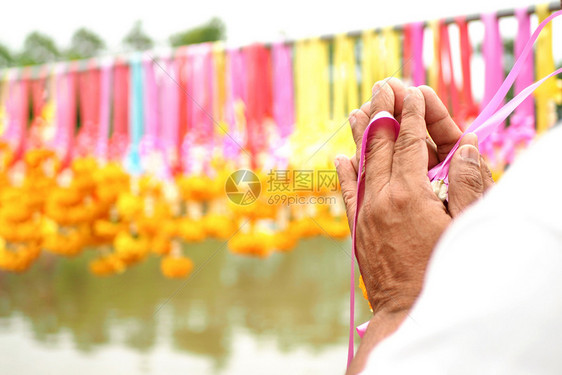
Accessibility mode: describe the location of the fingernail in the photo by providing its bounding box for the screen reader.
[348,109,359,126]
[460,145,480,166]
[372,81,384,95]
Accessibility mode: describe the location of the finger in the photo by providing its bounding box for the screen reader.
[350,79,404,180]
[370,78,407,121]
[419,85,463,164]
[350,107,373,172]
[426,136,439,168]
[335,155,358,230]
[448,133,484,218]
[480,155,495,191]
[363,115,397,193]
[392,87,428,182]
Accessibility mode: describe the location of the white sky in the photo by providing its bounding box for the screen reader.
[0,0,559,53]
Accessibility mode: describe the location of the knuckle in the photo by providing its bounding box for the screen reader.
[371,83,394,113]
[393,132,425,153]
[456,167,483,191]
[388,185,410,210]
[341,188,355,207]
[401,107,425,123]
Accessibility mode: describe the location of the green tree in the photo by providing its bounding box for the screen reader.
[66,28,106,60]
[122,21,154,51]
[0,42,13,68]
[169,17,226,47]
[18,31,60,66]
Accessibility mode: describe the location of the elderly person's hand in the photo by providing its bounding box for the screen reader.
[336,78,493,374]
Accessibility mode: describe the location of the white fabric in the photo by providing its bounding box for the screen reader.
[363,125,562,374]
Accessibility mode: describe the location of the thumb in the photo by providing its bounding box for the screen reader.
[335,155,358,231]
[448,133,484,218]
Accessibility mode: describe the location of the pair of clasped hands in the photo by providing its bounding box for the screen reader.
[335,79,495,372]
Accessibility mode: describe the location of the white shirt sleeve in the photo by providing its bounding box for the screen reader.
[362,125,562,375]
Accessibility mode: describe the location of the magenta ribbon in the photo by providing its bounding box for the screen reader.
[347,111,400,366]
[349,10,562,368]
[410,22,425,87]
[269,42,295,169]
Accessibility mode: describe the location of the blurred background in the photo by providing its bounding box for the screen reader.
[0,1,560,374]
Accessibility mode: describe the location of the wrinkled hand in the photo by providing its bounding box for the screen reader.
[335,78,494,315]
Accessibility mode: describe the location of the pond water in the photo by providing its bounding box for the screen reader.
[0,238,371,374]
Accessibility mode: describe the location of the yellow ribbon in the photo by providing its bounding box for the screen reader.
[332,34,359,160]
[212,42,227,128]
[382,27,402,79]
[428,20,440,92]
[293,38,332,168]
[535,3,561,133]
[333,34,359,121]
[360,30,384,100]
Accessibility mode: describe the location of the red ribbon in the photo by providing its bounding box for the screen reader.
[244,44,273,167]
[456,16,479,125]
[76,62,101,158]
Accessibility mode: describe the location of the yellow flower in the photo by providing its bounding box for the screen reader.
[203,214,235,239]
[160,255,194,278]
[93,220,125,242]
[177,218,206,242]
[176,175,217,201]
[89,255,126,276]
[116,193,143,221]
[138,175,162,197]
[151,236,172,255]
[42,229,84,257]
[0,242,41,272]
[358,275,373,311]
[288,218,322,238]
[228,231,274,258]
[272,230,298,252]
[113,232,150,265]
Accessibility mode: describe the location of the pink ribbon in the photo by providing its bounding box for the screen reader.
[456,16,479,126]
[51,67,77,166]
[428,10,562,184]
[159,56,180,177]
[410,22,425,87]
[181,43,215,175]
[75,63,101,158]
[502,7,536,164]
[3,75,29,159]
[269,42,294,169]
[95,61,113,161]
[109,61,129,162]
[272,42,294,139]
[223,48,247,162]
[140,58,159,155]
[479,13,505,164]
